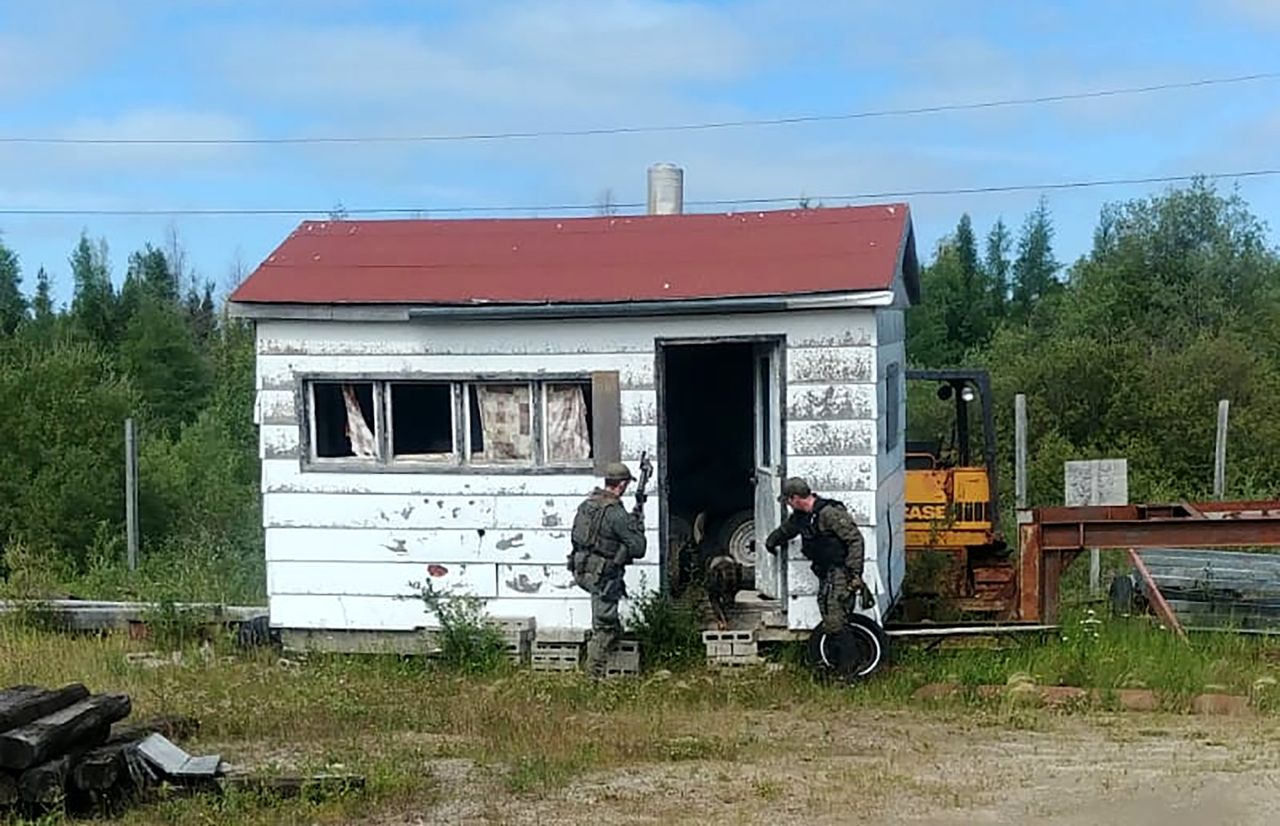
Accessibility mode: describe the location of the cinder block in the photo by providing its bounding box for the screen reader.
[702,629,754,643]
[731,641,758,657]
[535,627,588,644]
[706,642,734,657]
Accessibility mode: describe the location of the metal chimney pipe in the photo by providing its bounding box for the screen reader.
[647,163,684,215]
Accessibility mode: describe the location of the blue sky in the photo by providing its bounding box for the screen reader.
[1,0,1278,306]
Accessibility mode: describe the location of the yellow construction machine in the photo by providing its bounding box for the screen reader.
[900,369,1017,620]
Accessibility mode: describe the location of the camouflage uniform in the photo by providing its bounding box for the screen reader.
[568,467,647,679]
[765,479,866,633]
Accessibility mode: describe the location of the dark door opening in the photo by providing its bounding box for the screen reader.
[661,341,758,592]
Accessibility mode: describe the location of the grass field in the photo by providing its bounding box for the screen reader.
[4,607,1280,824]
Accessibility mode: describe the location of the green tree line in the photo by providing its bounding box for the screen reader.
[0,230,261,602]
[1,178,1277,602]
[907,179,1280,532]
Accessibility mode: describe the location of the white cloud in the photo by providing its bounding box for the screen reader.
[0,4,126,100]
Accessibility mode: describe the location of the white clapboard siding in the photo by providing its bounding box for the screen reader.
[787,597,821,630]
[256,312,875,358]
[268,560,498,598]
[621,390,657,426]
[266,527,660,567]
[256,353,657,392]
[261,424,301,460]
[785,457,876,494]
[786,383,876,422]
[497,563,660,600]
[266,526,618,566]
[261,460,601,497]
[263,492,660,533]
[787,346,875,385]
[787,420,876,457]
[270,594,608,631]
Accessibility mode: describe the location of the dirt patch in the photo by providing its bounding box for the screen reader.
[383,709,1280,825]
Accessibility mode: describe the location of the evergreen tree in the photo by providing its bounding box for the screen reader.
[0,237,25,336]
[69,233,117,346]
[120,294,211,437]
[1010,197,1061,320]
[984,218,1012,318]
[32,267,54,321]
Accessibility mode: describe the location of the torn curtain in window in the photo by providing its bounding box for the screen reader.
[546,384,591,463]
[474,385,533,462]
[342,384,377,458]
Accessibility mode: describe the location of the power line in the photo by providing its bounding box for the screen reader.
[0,169,1275,217]
[3,72,1278,146]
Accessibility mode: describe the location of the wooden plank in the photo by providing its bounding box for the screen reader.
[257,353,658,392]
[497,563,660,600]
[219,770,365,799]
[0,684,90,736]
[266,526,584,566]
[260,460,599,496]
[18,754,70,806]
[263,492,658,532]
[268,593,597,631]
[0,694,130,770]
[0,770,16,806]
[266,526,657,566]
[268,560,498,599]
[784,457,876,493]
[619,425,656,463]
[255,313,863,357]
[787,420,875,457]
[786,346,875,384]
[786,383,875,422]
[592,371,621,474]
[620,390,657,427]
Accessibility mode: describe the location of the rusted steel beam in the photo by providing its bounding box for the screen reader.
[1127,548,1188,642]
[1040,517,1280,551]
[1018,521,1043,623]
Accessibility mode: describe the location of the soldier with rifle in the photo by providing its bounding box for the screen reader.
[568,455,651,680]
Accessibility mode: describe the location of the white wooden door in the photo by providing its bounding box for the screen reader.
[753,342,785,600]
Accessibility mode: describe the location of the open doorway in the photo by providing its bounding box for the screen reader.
[659,338,785,624]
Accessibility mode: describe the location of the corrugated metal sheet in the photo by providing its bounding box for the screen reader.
[230,204,915,305]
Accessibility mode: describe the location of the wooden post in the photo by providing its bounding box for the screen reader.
[1015,394,1027,510]
[1214,399,1229,500]
[125,418,139,571]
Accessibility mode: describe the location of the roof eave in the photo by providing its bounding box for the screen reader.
[226,290,896,323]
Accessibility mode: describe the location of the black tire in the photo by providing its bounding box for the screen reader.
[806,614,889,682]
[715,509,757,589]
[1109,572,1137,616]
[235,615,280,650]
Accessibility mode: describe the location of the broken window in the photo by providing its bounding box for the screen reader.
[312,382,377,459]
[545,382,593,463]
[390,382,455,460]
[468,383,534,463]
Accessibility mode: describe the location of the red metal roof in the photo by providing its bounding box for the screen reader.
[230,204,917,306]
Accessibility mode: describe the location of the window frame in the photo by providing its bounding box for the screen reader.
[295,371,617,475]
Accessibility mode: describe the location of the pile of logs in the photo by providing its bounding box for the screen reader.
[0,683,211,817]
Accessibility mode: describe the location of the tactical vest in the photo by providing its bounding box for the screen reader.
[799,498,848,573]
[570,493,625,558]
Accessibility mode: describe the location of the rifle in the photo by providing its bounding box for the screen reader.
[631,451,653,519]
[602,452,653,603]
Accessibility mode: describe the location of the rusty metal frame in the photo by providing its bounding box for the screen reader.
[1018,500,1280,623]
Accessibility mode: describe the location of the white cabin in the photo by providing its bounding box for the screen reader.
[229,193,920,643]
